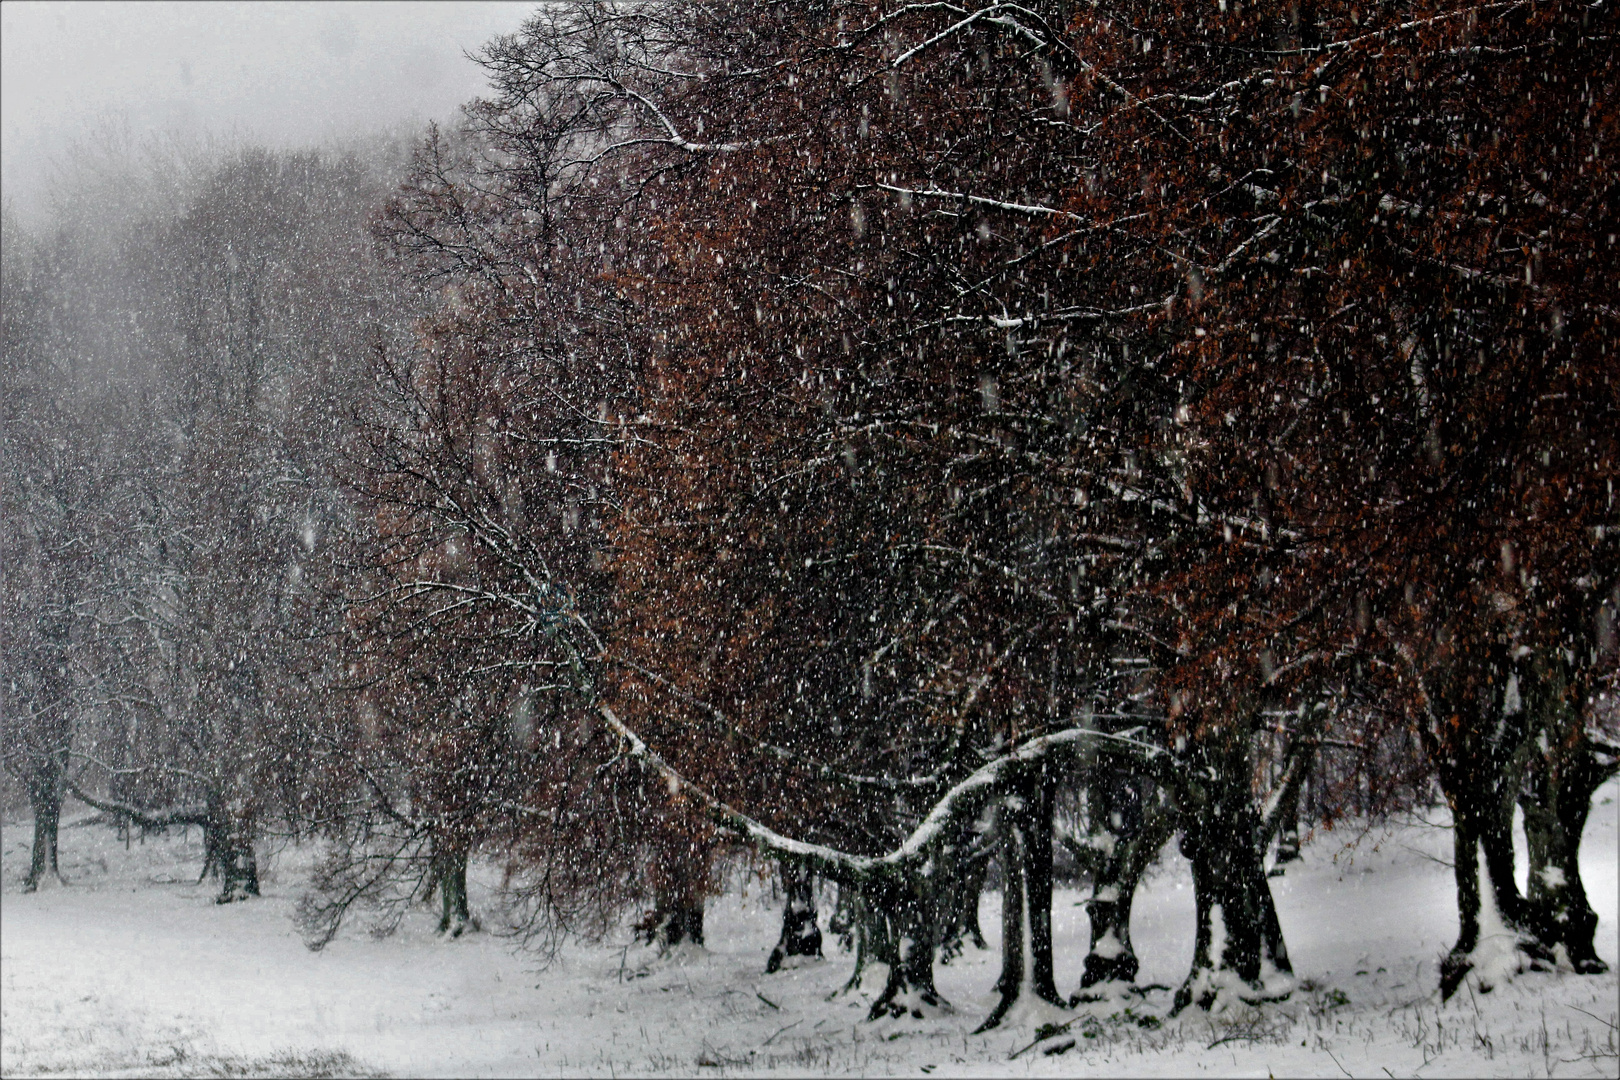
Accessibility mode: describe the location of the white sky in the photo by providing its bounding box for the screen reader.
[2,1,536,217]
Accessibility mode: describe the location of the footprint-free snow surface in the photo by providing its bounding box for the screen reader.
[3,782,1616,1078]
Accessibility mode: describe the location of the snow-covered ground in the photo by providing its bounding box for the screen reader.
[3,781,1616,1078]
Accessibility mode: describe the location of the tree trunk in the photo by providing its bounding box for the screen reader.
[1271,785,1303,870]
[864,875,947,1020]
[829,873,948,1020]
[1173,734,1293,1014]
[1421,635,1547,999]
[1518,658,1616,974]
[431,839,472,937]
[1440,795,1542,998]
[639,840,709,948]
[766,855,822,972]
[1521,739,1613,973]
[829,880,858,953]
[1432,713,1546,1000]
[977,768,1062,1031]
[642,891,705,947]
[202,793,260,904]
[23,768,63,892]
[832,885,884,993]
[936,843,990,964]
[1426,670,1545,998]
[1073,772,1175,999]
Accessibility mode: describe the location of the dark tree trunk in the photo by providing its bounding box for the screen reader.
[639,842,709,948]
[1521,739,1613,973]
[830,874,947,1019]
[23,768,63,892]
[1263,702,1325,877]
[1073,771,1175,999]
[1173,733,1293,1014]
[1439,787,1541,998]
[863,875,946,1020]
[829,880,858,953]
[978,768,1062,1031]
[1424,652,1547,1000]
[431,839,472,937]
[201,794,260,904]
[642,892,705,947]
[832,885,883,992]
[766,856,822,972]
[1518,658,1617,974]
[1079,875,1140,990]
[1271,784,1303,870]
[936,842,990,964]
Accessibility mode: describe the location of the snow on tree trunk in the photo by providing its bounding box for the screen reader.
[863,876,947,1021]
[1271,783,1304,870]
[642,894,705,948]
[1442,833,1540,999]
[766,856,822,973]
[1428,656,1549,1000]
[977,770,1062,1031]
[1072,771,1174,1000]
[203,794,260,904]
[826,874,949,1021]
[1173,735,1293,1014]
[1440,788,1546,999]
[1521,744,1611,973]
[1518,657,1616,974]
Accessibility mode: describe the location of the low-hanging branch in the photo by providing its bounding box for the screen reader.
[64,778,210,831]
[599,704,1164,889]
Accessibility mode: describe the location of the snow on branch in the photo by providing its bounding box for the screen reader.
[64,779,210,831]
[599,705,1163,887]
[875,183,1082,221]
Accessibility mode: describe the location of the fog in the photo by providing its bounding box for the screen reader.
[1,1,535,221]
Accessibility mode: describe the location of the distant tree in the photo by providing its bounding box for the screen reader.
[62,148,399,901]
[0,217,106,891]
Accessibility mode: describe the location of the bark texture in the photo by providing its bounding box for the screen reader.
[1173,732,1293,1014]
[977,770,1061,1031]
[766,856,823,972]
[1069,769,1176,998]
[23,766,64,892]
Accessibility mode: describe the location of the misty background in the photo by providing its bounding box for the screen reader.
[1,1,535,223]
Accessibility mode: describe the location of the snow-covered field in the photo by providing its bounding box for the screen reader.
[3,782,1616,1078]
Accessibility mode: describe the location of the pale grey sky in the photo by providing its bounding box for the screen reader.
[2,1,536,216]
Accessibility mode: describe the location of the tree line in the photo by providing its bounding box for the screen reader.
[3,0,1615,1028]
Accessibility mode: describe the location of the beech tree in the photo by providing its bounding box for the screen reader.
[0,215,125,891]
[50,146,401,901]
[326,23,662,945]
[1074,0,1619,996]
